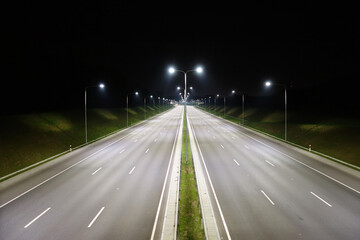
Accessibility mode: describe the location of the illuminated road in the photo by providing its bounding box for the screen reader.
[187,106,360,240]
[0,107,183,240]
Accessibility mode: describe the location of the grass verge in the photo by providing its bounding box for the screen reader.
[178,107,205,240]
[198,105,360,168]
[0,105,173,178]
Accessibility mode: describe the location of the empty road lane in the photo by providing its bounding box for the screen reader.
[187,106,360,240]
[0,107,183,240]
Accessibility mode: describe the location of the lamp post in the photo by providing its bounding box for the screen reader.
[144,97,147,120]
[126,91,139,127]
[168,66,202,103]
[265,81,287,141]
[242,92,245,125]
[85,83,105,143]
[169,66,203,164]
[224,90,235,118]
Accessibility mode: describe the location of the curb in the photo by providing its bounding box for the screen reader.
[187,111,221,240]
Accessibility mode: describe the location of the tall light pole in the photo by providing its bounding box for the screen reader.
[242,92,245,125]
[126,91,139,127]
[168,66,202,103]
[85,83,105,143]
[224,90,235,118]
[265,81,287,141]
[169,66,203,164]
[144,97,146,120]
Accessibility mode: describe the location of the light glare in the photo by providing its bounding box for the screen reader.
[196,67,203,73]
[169,67,175,74]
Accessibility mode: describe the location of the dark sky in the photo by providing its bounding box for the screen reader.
[3,1,360,112]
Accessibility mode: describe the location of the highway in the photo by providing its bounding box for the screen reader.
[0,107,183,240]
[187,106,360,240]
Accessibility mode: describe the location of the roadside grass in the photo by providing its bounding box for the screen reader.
[0,105,172,178]
[199,106,360,167]
[178,108,205,240]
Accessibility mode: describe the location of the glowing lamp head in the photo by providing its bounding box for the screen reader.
[265,81,271,87]
[135,91,139,95]
[196,67,203,73]
[168,67,175,74]
[99,83,105,88]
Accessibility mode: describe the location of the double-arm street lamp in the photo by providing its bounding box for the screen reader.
[168,66,203,103]
[85,83,105,143]
[265,81,288,141]
[169,66,203,163]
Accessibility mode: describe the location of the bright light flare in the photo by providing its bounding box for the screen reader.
[168,67,175,74]
[265,81,272,87]
[99,83,105,88]
[196,67,203,73]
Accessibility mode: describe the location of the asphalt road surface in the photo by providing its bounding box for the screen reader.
[0,107,183,240]
[187,106,360,240]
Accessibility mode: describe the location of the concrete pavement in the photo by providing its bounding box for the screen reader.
[0,107,183,240]
[187,106,360,240]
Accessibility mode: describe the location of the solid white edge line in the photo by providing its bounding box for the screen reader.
[261,190,275,205]
[92,167,102,175]
[189,108,232,240]
[198,108,360,195]
[0,111,168,209]
[24,207,51,228]
[310,192,332,207]
[88,206,105,228]
[119,149,125,154]
[150,107,182,240]
[128,166,136,175]
[237,130,360,195]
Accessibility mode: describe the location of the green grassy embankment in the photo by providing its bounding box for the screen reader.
[0,105,173,178]
[178,108,205,240]
[199,106,360,168]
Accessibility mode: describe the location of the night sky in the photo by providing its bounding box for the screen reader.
[3,1,360,113]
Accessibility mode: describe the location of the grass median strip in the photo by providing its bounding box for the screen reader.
[178,108,205,240]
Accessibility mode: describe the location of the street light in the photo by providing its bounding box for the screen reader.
[224,90,235,118]
[168,66,203,103]
[85,83,105,143]
[265,80,287,141]
[169,66,203,164]
[126,91,139,127]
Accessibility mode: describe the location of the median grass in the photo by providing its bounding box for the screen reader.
[200,105,360,168]
[0,105,173,178]
[178,108,205,240]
